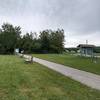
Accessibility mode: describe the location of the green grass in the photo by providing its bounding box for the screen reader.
[0,55,100,100]
[32,54,100,75]
[95,53,100,56]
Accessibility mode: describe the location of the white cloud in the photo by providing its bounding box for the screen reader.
[0,0,100,47]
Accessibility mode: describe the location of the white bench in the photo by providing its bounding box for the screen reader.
[24,56,33,63]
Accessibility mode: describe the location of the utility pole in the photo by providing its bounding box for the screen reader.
[86,40,88,45]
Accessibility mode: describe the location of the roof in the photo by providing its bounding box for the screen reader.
[77,44,95,48]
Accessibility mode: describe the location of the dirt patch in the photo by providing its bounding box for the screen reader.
[0,88,8,98]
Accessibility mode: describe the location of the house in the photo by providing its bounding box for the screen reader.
[77,44,95,56]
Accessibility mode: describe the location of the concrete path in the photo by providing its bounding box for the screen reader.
[33,57,100,90]
[22,54,100,90]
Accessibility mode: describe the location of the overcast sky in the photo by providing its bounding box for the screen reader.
[0,0,100,47]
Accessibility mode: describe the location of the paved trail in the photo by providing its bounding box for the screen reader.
[23,54,100,90]
[33,57,100,90]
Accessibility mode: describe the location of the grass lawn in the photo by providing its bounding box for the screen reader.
[0,55,100,100]
[95,53,100,56]
[32,54,100,75]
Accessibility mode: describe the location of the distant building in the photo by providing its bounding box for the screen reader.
[77,44,95,56]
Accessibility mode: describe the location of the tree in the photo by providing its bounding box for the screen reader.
[0,23,21,54]
[93,47,100,53]
[20,33,33,53]
[39,30,50,53]
[39,29,65,53]
[0,22,65,54]
[49,29,64,53]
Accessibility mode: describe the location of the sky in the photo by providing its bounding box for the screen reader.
[0,0,100,47]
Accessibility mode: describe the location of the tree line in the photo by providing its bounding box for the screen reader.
[0,23,65,54]
[93,47,100,53]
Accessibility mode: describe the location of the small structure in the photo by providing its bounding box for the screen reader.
[77,44,95,57]
[14,48,19,55]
